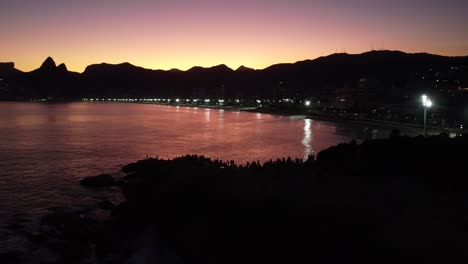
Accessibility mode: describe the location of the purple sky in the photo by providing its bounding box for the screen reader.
[1,0,467,72]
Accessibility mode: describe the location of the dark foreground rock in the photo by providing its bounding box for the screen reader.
[109,133,468,263]
[80,174,115,187]
[0,250,23,264]
[24,133,468,263]
[97,200,115,211]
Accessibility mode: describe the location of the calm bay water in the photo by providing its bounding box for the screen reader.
[0,102,419,249]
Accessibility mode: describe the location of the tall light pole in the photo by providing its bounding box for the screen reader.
[422,95,433,137]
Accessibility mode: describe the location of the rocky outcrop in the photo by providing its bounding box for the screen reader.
[39,57,57,70]
[0,62,20,77]
[0,62,15,72]
[111,134,468,263]
[8,134,468,263]
[80,174,115,187]
[57,63,68,72]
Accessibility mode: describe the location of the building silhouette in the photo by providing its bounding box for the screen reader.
[354,78,379,109]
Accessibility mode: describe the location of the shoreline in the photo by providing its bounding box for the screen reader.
[2,99,458,134]
[102,101,458,135]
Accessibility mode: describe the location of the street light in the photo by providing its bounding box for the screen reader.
[422,95,433,137]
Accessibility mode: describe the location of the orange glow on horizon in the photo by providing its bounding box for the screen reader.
[1,1,467,73]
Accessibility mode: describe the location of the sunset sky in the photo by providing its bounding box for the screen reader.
[1,0,467,72]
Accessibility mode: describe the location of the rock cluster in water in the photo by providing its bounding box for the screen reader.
[80,174,116,188]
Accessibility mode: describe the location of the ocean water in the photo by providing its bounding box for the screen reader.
[0,102,419,250]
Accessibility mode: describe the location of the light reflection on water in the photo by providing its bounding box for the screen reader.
[0,102,422,249]
[302,119,312,159]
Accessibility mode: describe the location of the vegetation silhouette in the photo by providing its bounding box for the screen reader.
[32,132,465,263]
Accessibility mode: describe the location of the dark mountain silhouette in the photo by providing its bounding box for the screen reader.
[1,57,79,98]
[0,62,21,77]
[57,63,68,72]
[188,64,233,73]
[236,65,255,72]
[0,51,467,103]
[39,56,57,70]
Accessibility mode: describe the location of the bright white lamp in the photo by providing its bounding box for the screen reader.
[421,95,433,137]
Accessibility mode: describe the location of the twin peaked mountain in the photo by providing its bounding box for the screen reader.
[0,51,467,102]
[38,57,68,72]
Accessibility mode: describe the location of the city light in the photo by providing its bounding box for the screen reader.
[422,95,433,108]
[421,95,433,137]
[304,100,311,106]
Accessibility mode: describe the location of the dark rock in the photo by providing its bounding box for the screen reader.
[80,174,115,187]
[41,210,81,228]
[0,250,23,264]
[0,62,15,72]
[55,243,92,263]
[22,230,48,244]
[98,200,115,211]
[25,248,57,264]
[46,206,89,215]
[0,62,20,78]
[6,222,24,230]
[115,179,126,186]
[41,207,89,234]
[40,208,100,246]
